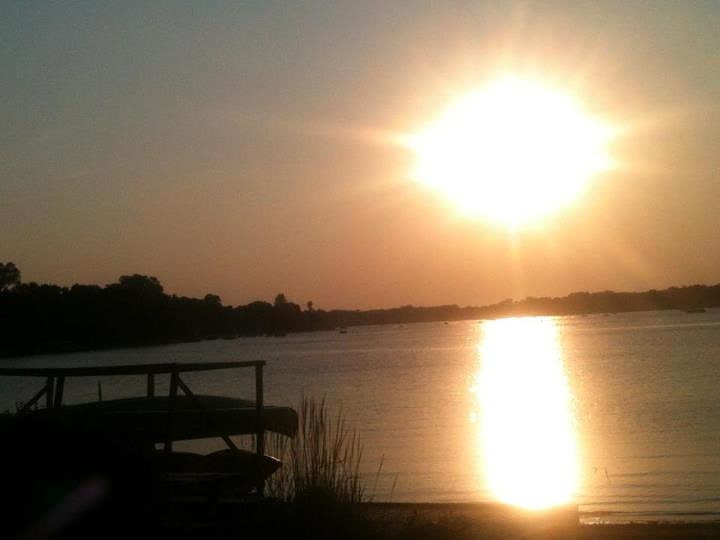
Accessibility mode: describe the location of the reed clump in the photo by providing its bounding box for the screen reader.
[267,396,364,505]
[261,396,375,539]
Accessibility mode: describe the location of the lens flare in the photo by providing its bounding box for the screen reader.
[474,317,578,509]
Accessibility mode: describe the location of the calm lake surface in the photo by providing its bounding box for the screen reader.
[2,309,719,522]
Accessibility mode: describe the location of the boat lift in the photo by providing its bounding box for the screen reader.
[0,361,297,497]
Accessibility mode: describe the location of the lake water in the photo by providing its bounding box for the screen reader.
[2,309,719,522]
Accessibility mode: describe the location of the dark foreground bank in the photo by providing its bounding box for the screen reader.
[161,500,720,540]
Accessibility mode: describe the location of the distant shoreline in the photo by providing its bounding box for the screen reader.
[1,265,719,359]
[0,304,716,360]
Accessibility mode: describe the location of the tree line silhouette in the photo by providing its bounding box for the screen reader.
[1,261,719,357]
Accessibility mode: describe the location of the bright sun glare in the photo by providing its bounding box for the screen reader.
[407,76,614,227]
[474,317,578,510]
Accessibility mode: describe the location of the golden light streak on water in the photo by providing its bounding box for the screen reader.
[474,317,578,509]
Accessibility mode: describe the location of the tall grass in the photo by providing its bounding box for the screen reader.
[267,396,365,505]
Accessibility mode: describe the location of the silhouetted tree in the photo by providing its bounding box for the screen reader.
[204,294,221,306]
[116,274,164,295]
[239,301,274,335]
[0,262,21,291]
[272,292,301,334]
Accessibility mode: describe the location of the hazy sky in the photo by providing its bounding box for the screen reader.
[2,1,719,309]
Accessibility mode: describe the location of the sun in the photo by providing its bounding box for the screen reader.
[406,75,614,228]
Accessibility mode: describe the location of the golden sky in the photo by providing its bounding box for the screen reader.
[2,2,719,308]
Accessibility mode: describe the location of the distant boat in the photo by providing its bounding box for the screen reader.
[685,307,706,314]
[338,326,348,334]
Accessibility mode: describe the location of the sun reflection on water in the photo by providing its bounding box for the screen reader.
[473,317,578,509]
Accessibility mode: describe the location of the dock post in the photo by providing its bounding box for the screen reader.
[147,373,155,397]
[45,377,54,409]
[53,376,65,408]
[255,362,265,496]
[165,369,179,453]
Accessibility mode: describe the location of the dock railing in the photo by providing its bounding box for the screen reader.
[0,361,268,495]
